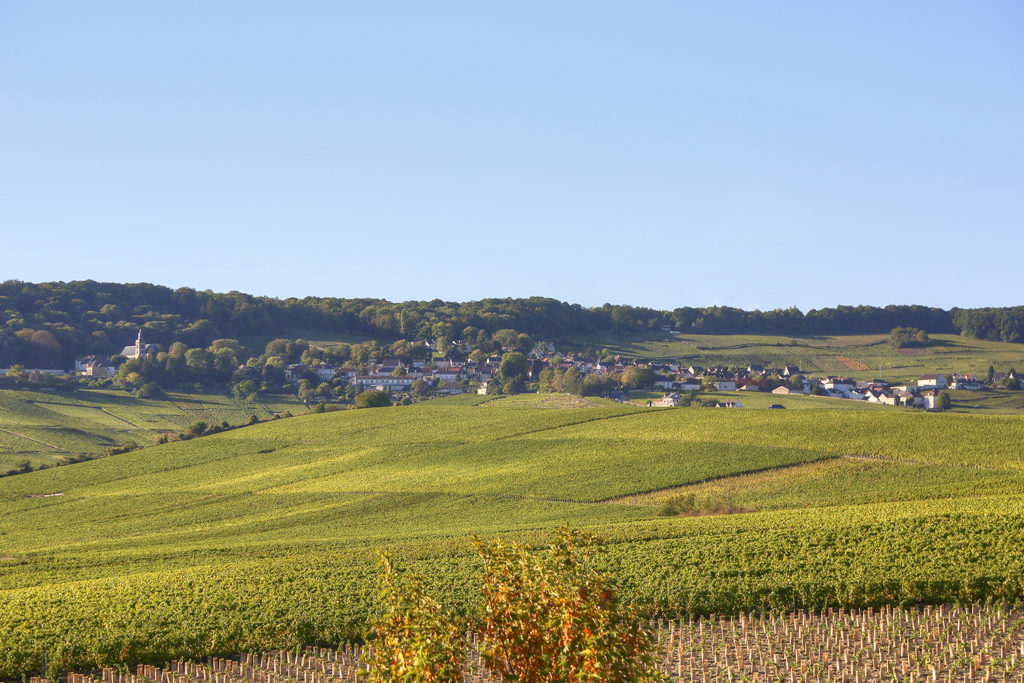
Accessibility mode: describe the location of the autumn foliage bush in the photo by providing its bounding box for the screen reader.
[362,554,466,682]
[365,528,663,682]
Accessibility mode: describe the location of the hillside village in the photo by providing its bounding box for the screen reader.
[265,344,1017,411]
[1,327,1020,411]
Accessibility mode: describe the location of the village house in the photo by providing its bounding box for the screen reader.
[75,355,115,378]
[652,392,682,407]
[917,374,947,389]
[352,374,415,392]
[950,373,982,391]
[432,366,461,382]
[283,363,307,383]
[864,388,898,406]
[821,377,856,397]
[714,379,737,391]
[652,376,675,390]
[435,380,464,396]
[920,389,939,410]
[312,363,336,382]
[375,358,408,376]
[715,401,744,408]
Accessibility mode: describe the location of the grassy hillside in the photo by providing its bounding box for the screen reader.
[0,388,307,472]
[566,331,1024,382]
[1,396,1023,674]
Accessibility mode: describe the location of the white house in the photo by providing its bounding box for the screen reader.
[652,393,682,407]
[715,380,737,391]
[715,401,744,408]
[921,389,939,409]
[313,364,337,381]
[863,388,897,405]
[821,377,856,397]
[433,367,461,382]
[352,374,415,392]
[917,374,947,389]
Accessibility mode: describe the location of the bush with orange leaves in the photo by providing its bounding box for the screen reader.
[362,553,467,682]
[364,528,663,682]
[474,528,663,683]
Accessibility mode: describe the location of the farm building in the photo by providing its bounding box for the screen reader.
[917,374,948,389]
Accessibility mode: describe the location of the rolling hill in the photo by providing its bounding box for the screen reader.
[564,331,1024,384]
[0,388,308,473]
[1,395,1023,674]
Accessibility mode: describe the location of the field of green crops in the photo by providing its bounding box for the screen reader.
[565,331,1024,384]
[1,395,1023,675]
[0,389,307,472]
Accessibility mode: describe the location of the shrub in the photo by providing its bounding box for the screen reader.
[364,529,663,682]
[105,441,138,457]
[185,421,207,437]
[658,492,751,517]
[475,528,664,683]
[355,390,391,409]
[889,327,929,348]
[362,554,466,682]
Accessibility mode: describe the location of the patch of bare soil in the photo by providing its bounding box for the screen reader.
[834,355,871,370]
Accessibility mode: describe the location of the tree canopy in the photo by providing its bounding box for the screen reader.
[1,280,1021,370]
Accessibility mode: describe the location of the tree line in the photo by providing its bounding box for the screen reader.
[1,280,1021,367]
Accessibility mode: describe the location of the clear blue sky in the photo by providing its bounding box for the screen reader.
[2,2,1022,311]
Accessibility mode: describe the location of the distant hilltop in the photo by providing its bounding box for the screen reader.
[0,280,1021,369]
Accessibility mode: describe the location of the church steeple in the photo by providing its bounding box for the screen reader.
[135,328,143,356]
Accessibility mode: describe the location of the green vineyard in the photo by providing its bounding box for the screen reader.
[1,395,1023,675]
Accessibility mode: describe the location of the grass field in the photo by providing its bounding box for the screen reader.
[0,389,307,472]
[563,331,1024,383]
[1,395,1023,674]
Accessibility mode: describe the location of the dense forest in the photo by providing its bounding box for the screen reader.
[0,280,1021,368]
